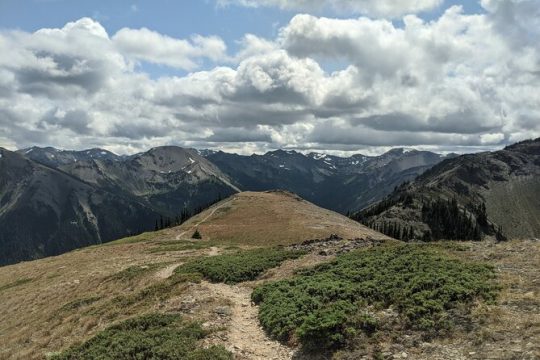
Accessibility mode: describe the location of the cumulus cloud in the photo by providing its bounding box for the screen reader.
[113,28,227,70]
[0,4,539,155]
[217,0,443,18]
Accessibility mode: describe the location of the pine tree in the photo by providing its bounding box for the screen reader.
[192,229,202,239]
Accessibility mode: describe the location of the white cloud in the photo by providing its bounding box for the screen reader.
[113,28,227,70]
[217,0,443,18]
[0,4,539,155]
[234,34,278,62]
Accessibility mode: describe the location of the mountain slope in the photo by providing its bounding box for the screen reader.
[164,190,388,245]
[0,148,160,266]
[0,144,450,265]
[353,138,540,240]
[207,148,452,212]
[1,146,241,265]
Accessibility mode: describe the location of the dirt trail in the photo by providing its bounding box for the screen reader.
[155,247,220,280]
[207,246,220,257]
[155,263,182,279]
[175,201,229,240]
[202,281,294,360]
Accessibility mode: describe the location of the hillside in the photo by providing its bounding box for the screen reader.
[0,191,388,359]
[0,191,537,359]
[164,190,387,245]
[0,148,160,266]
[353,138,540,240]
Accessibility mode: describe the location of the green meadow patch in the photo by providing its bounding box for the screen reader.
[252,244,499,349]
[175,247,306,284]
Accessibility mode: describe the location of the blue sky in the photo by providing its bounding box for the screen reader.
[0,0,487,34]
[0,0,485,77]
[0,0,538,155]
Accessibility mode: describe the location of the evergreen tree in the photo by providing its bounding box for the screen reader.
[421,198,481,241]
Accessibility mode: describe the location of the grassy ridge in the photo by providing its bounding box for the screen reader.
[252,245,499,349]
[175,247,306,284]
[49,313,231,360]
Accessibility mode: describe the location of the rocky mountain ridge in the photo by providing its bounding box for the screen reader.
[353,138,540,240]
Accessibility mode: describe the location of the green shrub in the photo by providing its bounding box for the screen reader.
[252,245,498,349]
[175,248,305,284]
[49,313,232,360]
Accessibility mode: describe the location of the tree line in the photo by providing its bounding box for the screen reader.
[154,194,224,231]
[350,190,507,242]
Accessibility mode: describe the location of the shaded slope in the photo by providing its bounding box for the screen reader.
[0,148,160,265]
[0,146,239,265]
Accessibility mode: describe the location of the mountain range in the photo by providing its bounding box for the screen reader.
[0,145,450,265]
[206,148,453,212]
[3,139,539,266]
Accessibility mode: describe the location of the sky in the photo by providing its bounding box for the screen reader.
[0,0,538,156]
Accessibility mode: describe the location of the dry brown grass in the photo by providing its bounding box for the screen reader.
[1,238,538,360]
[407,239,540,360]
[0,237,205,359]
[163,191,388,246]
